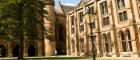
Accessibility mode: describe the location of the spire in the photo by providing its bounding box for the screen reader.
[58,0,62,6]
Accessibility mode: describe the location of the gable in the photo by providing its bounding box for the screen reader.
[77,0,92,6]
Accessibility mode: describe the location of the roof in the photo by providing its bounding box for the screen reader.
[61,5,76,14]
[77,0,92,6]
[55,2,76,16]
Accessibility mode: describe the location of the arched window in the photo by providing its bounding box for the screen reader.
[107,33,112,52]
[102,33,109,53]
[119,31,127,52]
[126,30,133,52]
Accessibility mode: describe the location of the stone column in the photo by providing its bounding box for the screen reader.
[110,0,120,57]
[7,41,12,57]
[66,15,71,55]
[37,40,43,56]
[23,40,28,57]
[95,0,103,56]
[129,0,140,57]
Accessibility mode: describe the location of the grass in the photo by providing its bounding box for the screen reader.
[1,56,140,60]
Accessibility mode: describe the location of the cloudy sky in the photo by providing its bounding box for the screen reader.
[54,0,81,6]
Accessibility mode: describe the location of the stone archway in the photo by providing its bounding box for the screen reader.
[0,45,6,57]
[13,45,19,57]
[28,45,35,56]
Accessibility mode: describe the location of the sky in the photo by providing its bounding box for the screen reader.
[54,0,81,6]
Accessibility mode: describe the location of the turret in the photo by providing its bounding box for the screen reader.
[44,0,56,56]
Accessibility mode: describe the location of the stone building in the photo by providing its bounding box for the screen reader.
[55,2,76,55]
[44,0,75,56]
[66,0,140,57]
[0,0,73,57]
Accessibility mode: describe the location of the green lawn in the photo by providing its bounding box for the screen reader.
[1,57,140,60]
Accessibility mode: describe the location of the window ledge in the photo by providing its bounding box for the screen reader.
[102,25,110,28]
[118,20,128,24]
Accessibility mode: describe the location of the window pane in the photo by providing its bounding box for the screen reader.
[123,11,128,20]
[117,0,121,8]
[80,24,84,32]
[105,43,109,52]
[80,37,85,52]
[119,12,123,22]
[87,7,94,13]
[122,42,127,52]
[71,16,75,25]
[121,0,125,7]
[106,17,110,25]
[79,12,83,23]
[128,41,133,52]
[102,17,110,26]
[116,0,125,9]
[100,1,108,15]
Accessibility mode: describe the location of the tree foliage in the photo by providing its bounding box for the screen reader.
[0,0,46,40]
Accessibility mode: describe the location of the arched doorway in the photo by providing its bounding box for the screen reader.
[0,45,6,57]
[13,45,19,57]
[28,45,35,56]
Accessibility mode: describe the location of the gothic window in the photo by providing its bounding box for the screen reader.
[79,12,84,32]
[107,33,112,52]
[119,12,123,21]
[103,34,109,53]
[116,0,125,9]
[71,16,75,26]
[102,33,112,55]
[79,37,85,52]
[102,17,110,26]
[119,31,127,52]
[123,11,128,20]
[71,16,75,34]
[118,11,128,22]
[126,30,133,52]
[79,24,84,32]
[71,27,75,34]
[87,6,94,13]
[100,1,108,16]
[79,12,83,23]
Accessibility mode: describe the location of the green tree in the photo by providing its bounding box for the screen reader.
[0,0,47,58]
[0,0,46,40]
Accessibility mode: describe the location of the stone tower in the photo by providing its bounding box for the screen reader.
[44,0,56,56]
